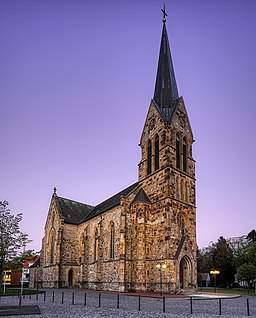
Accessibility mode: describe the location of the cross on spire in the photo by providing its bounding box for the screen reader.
[161,3,168,23]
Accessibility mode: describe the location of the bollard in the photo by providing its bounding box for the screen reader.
[52,291,54,302]
[138,295,141,311]
[219,298,222,315]
[36,292,38,301]
[163,297,166,313]
[117,294,120,309]
[98,293,101,307]
[44,291,46,301]
[19,295,22,307]
[84,293,87,306]
[29,294,31,300]
[247,298,250,316]
[72,292,74,305]
[23,294,25,299]
[190,297,193,314]
[61,291,64,304]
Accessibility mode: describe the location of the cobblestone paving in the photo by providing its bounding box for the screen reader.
[0,289,255,318]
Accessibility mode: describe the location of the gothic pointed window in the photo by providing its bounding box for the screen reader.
[94,228,98,262]
[154,135,159,171]
[147,140,152,175]
[183,138,187,172]
[50,230,55,264]
[109,222,115,259]
[176,135,180,169]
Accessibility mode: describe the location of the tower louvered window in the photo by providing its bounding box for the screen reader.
[154,135,159,171]
[110,223,115,259]
[176,136,180,169]
[147,140,152,175]
[183,138,187,172]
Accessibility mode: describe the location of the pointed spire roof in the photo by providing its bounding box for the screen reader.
[153,17,179,122]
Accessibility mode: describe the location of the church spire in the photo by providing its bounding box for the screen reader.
[153,7,179,119]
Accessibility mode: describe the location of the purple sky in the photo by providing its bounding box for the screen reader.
[1,0,256,252]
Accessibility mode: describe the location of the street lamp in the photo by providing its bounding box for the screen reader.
[156,263,167,296]
[210,270,220,293]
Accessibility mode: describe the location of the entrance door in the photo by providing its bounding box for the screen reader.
[179,256,192,289]
[68,269,73,287]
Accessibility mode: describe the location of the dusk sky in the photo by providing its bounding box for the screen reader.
[1,0,256,252]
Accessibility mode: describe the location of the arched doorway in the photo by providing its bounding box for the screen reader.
[179,256,192,289]
[68,269,73,287]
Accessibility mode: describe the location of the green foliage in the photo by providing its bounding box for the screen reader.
[237,263,256,286]
[198,236,236,287]
[0,201,31,286]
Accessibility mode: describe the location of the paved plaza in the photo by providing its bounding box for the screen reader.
[0,289,255,318]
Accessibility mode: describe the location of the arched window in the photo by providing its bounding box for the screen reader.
[94,228,98,262]
[154,135,159,171]
[177,214,185,235]
[50,230,55,264]
[183,138,187,172]
[109,222,115,259]
[147,140,152,175]
[176,135,180,169]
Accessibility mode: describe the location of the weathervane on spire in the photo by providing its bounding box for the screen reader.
[161,3,168,23]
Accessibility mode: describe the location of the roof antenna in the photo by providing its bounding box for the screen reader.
[161,3,168,23]
[53,187,57,195]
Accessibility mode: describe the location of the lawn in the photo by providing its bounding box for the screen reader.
[200,287,256,297]
[0,288,44,296]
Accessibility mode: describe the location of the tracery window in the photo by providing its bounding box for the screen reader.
[176,135,180,169]
[154,135,159,171]
[147,140,152,175]
[109,222,115,259]
[183,138,187,173]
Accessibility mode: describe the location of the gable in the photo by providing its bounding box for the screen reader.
[170,97,193,139]
[140,99,165,145]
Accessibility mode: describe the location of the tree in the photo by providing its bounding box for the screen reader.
[237,263,256,288]
[246,229,256,244]
[209,236,236,287]
[0,201,30,287]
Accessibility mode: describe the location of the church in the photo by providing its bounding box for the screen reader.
[31,11,197,293]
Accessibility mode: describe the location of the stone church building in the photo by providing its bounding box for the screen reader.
[31,15,197,293]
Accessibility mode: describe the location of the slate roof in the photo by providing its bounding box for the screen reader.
[132,188,151,204]
[81,182,139,223]
[153,22,179,123]
[56,196,94,225]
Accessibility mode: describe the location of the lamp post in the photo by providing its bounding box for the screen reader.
[210,270,220,293]
[156,263,167,296]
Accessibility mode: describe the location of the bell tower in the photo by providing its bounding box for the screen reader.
[136,7,197,291]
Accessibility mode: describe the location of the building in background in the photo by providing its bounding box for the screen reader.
[30,12,197,293]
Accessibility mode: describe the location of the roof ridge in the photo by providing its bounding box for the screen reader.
[57,195,94,208]
[81,182,139,223]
